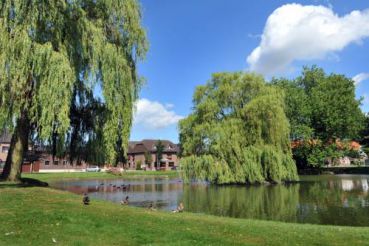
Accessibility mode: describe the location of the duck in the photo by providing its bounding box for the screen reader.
[172,202,184,213]
[148,203,157,211]
[82,193,90,205]
[121,196,129,205]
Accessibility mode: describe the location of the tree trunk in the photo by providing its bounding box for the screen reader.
[1,114,30,182]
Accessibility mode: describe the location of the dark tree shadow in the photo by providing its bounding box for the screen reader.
[0,178,48,189]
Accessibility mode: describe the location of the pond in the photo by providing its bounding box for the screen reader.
[53,175,369,226]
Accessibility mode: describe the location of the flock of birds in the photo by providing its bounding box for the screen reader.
[83,182,131,206]
[100,182,131,191]
[82,182,184,213]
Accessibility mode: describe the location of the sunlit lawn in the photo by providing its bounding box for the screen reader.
[1,186,369,246]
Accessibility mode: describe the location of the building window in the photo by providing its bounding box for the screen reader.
[2,146,9,153]
[54,160,59,165]
[44,160,50,166]
[167,154,172,160]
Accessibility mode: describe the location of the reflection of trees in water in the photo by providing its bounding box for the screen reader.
[300,179,369,208]
[182,179,369,226]
[57,176,369,226]
[298,178,369,226]
[181,184,300,222]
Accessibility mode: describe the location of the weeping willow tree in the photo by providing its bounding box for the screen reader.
[179,73,298,184]
[0,0,147,181]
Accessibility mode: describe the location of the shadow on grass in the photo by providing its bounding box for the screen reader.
[0,177,48,189]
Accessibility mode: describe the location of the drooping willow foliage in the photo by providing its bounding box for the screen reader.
[0,0,147,180]
[179,73,298,184]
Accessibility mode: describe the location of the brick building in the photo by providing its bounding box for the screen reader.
[127,140,180,171]
[0,132,87,173]
[1,132,180,173]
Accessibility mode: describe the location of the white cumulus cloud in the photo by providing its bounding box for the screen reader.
[133,98,184,129]
[353,73,369,85]
[247,4,369,75]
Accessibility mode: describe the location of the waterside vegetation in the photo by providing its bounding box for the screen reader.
[179,73,298,184]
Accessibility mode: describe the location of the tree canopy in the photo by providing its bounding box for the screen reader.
[273,66,365,168]
[0,0,147,181]
[179,72,298,184]
[273,66,364,141]
[270,78,312,139]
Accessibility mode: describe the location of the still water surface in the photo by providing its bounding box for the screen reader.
[53,175,369,226]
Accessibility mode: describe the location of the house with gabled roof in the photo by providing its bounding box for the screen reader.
[1,130,180,173]
[127,139,180,170]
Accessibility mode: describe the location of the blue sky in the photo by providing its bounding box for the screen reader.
[130,0,369,143]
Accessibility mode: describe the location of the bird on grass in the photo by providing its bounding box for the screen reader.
[83,193,90,205]
[121,196,129,205]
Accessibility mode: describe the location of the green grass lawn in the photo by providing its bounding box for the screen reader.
[1,186,369,246]
[22,170,180,183]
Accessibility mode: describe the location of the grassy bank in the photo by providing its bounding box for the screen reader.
[1,187,369,246]
[22,170,180,183]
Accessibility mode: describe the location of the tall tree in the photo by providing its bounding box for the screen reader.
[144,151,152,168]
[274,66,364,141]
[68,83,107,166]
[179,72,298,184]
[155,140,164,170]
[270,78,312,140]
[274,66,365,168]
[308,73,364,140]
[0,0,147,181]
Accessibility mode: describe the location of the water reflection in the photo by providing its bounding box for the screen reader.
[53,175,369,226]
[56,178,184,210]
[182,184,299,223]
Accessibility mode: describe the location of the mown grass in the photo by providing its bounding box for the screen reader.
[0,187,369,246]
[22,170,180,183]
